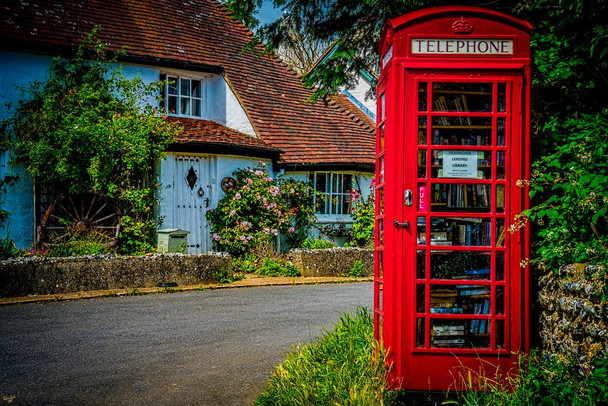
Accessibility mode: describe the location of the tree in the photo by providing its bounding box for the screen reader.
[0,28,182,254]
[225,0,608,120]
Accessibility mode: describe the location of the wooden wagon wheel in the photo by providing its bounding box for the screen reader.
[37,191,121,248]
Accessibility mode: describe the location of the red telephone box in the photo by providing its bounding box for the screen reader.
[375,7,532,391]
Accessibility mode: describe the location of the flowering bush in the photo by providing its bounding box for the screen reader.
[206,164,315,256]
[349,182,375,248]
[519,113,608,271]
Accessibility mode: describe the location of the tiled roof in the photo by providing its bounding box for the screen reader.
[0,0,375,169]
[167,117,280,153]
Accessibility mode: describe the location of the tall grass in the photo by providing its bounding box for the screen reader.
[455,351,608,406]
[254,307,394,405]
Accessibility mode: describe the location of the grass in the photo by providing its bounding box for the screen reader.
[254,307,395,405]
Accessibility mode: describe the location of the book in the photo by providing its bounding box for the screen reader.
[457,287,491,296]
[433,324,465,332]
[433,338,466,345]
[467,268,491,276]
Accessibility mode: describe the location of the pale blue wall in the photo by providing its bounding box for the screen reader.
[0,51,55,249]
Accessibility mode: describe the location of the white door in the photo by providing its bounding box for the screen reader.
[173,155,212,253]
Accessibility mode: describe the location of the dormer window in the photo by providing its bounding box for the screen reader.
[161,74,203,118]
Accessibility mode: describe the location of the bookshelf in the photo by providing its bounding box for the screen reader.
[426,183,493,213]
[423,282,494,349]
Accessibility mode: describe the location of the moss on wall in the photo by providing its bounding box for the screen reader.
[0,253,232,298]
[538,264,607,370]
[288,247,373,277]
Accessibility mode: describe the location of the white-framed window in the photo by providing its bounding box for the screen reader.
[309,172,354,215]
[161,74,203,118]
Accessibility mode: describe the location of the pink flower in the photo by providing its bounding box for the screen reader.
[230,210,236,216]
[255,170,264,176]
[212,233,221,242]
[289,226,295,233]
[235,193,241,199]
[290,188,295,194]
[247,178,253,184]
[263,227,270,234]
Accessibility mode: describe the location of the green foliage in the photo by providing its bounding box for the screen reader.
[254,307,395,405]
[206,163,316,256]
[47,228,115,257]
[521,112,608,271]
[231,254,257,273]
[0,208,18,260]
[214,268,235,284]
[349,185,375,248]
[349,259,364,277]
[301,238,336,249]
[0,27,181,255]
[457,351,608,406]
[256,256,301,277]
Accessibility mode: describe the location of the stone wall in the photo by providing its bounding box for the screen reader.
[0,253,231,298]
[538,263,607,369]
[288,247,373,277]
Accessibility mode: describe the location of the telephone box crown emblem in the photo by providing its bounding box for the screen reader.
[452,17,473,34]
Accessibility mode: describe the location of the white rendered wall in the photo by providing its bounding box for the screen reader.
[206,74,256,137]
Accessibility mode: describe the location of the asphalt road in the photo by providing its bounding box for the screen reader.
[0,282,373,405]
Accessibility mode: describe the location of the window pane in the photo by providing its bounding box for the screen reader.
[418,82,427,111]
[430,251,491,280]
[193,99,202,117]
[168,96,177,114]
[429,217,492,247]
[180,98,191,116]
[180,78,191,96]
[418,116,427,145]
[496,286,504,315]
[432,116,492,146]
[430,183,491,213]
[497,83,506,112]
[431,150,491,179]
[192,80,202,98]
[417,249,426,279]
[418,150,426,178]
[496,184,505,213]
[417,284,426,313]
[168,76,177,95]
[416,319,426,347]
[496,252,505,281]
[432,82,493,112]
[497,118,506,146]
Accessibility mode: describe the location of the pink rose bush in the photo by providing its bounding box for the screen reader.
[206,165,316,256]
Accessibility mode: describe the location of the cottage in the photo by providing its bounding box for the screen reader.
[0,0,375,253]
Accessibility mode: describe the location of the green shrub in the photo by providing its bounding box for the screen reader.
[48,228,115,257]
[301,238,336,249]
[349,259,364,277]
[213,268,234,284]
[231,254,257,273]
[254,307,394,405]
[256,256,301,277]
[521,113,608,271]
[206,164,316,256]
[456,351,608,406]
[0,28,180,256]
[349,184,375,248]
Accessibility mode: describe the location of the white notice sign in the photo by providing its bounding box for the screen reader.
[443,150,478,178]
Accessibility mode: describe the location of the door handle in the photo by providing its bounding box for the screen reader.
[394,220,410,229]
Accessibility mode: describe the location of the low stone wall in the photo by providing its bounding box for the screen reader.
[0,253,232,298]
[538,263,607,369]
[288,247,373,277]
